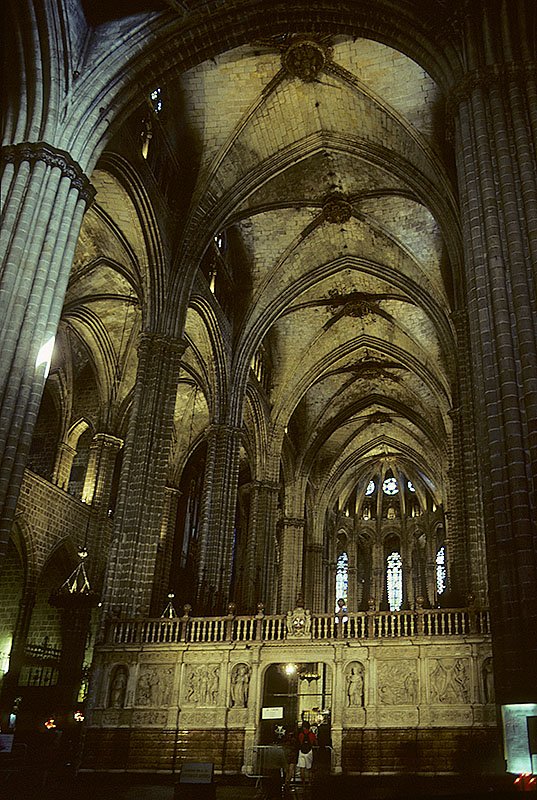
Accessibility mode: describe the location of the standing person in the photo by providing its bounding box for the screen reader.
[282,729,298,789]
[297,721,317,787]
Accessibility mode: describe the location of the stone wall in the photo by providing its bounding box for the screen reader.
[85,634,496,775]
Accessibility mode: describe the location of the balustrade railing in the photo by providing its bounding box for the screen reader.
[106,606,490,647]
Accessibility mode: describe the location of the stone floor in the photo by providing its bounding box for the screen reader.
[0,771,529,800]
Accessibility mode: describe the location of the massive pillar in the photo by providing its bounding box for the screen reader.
[451,4,537,702]
[243,480,280,612]
[105,333,185,616]
[0,142,94,569]
[196,424,242,612]
[278,517,305,611]
[151,485,181,615]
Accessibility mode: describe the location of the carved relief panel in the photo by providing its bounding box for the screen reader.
[429,658,470,704]
[377,660,418,705]
[135,665,174,707]
[184,664,221,706]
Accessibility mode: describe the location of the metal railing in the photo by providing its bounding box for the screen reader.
[106,605,490,646]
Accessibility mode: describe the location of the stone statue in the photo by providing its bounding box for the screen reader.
[482,658,494,704]
[109,666,128,709]
[230,664,250,707]
[346,664,364,707]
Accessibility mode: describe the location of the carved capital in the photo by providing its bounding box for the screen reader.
[2,141,96,206]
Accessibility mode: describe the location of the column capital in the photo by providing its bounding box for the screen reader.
[92,432,123,450]
[2,141,96,207]
[447,61,537,113]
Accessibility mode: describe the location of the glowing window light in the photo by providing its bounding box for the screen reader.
[335,552,348,613]
[407,480,415,492]
[436,546,446,595]
[382,477,398,495]
[150,87,162,113]
[365,480,375,496]
[387,551,402,611]
[36,336,55,378]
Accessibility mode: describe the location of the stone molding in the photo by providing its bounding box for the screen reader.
[2,141,96,206]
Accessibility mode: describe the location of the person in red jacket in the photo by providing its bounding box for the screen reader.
[297,721,317,786]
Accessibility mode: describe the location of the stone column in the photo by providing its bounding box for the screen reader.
[451,8,537,701]
[151,485,181,615]
[196,424,242,612]
[81,433,123,587]
[0,142,94,568]
[278,517,305,611]
[446,312,488,605]
[105,333,185,616]
[52,442,78,490]
[243,480,280,612]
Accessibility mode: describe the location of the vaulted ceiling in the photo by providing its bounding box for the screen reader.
[59,30,461,513]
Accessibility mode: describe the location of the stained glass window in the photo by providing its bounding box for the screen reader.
[436,546,446,595]
[387,551,402,611]
[407,480,415,492]
[150,87,162,113]
[382,477,398,495]
[335,552,348,613]
[365,480,375,496]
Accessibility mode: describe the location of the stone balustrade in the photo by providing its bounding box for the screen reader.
[105,605,490,646]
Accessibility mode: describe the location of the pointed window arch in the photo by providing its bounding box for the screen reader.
[335,551,348,613]
[436,545,446,595]
[386,551,403,611]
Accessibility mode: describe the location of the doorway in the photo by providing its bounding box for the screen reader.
[260,662,332,744]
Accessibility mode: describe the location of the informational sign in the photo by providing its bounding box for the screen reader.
[180,762,214,784]
[261,706,284,720]
[501,703,537,773]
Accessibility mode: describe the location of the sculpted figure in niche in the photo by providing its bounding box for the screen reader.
[230,664,250,707]
[346,663,364,707]
[108,666,128,708]
[482,658,494,704]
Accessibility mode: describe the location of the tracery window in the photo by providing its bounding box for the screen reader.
[335,551,348,613]
[386,551,403,611]
[365,479,375,496]
[150,87,162,113]
[382,476,399,495]
[436,545,446,595]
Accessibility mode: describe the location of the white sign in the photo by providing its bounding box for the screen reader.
[502,703,537,773]
[262,706,284,720]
